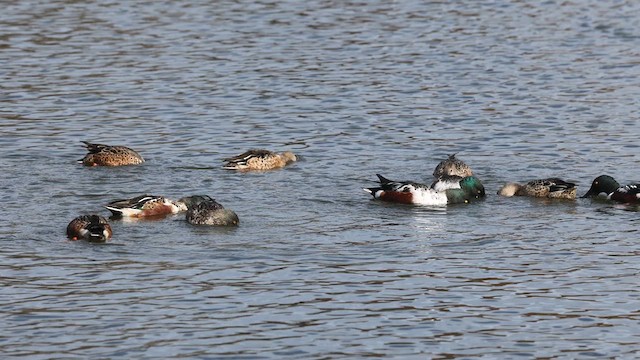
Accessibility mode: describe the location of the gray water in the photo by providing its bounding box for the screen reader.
[2,0,640,358]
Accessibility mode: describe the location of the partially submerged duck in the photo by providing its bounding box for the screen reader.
[364,174,485,206]
[223,149,296,171]
[497,178,577,199]
[79,141,144,167]
[179,195,239,226]
[105,195,186,218]
[66,215,112,242]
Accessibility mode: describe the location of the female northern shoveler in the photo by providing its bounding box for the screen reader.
[432,154,473,179]
[497,178,577,199]
[431,154,474,191]
[105,195,187,218]
[364,174,485,205]
[66,215,112,242]
[583,175,640,203]
[79,141,144,167]
[223,149,296,171]
[179,195,239,226]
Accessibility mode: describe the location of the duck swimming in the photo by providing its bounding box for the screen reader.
[583,175,640,203]
[364,174,485,206]
[66,215,112,242]
[497,178,577,199]
[105,195,186,218]
[79,141,144,167]
[179,195,239,226]
[223,149,296,171]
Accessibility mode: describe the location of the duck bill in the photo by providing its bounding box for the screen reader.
[581,188,598,198]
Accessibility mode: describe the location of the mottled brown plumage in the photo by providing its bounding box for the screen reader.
[498,178,577,199]
[79,141,144,166]
[180,195,239,226]
[66,215,112,242]
[432,154,473,178]
[223,149,296,171]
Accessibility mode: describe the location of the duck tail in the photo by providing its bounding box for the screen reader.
[363,187,382,198]
[86,215,110,241]
[549,178,576,192]
[104,205,124,217]
[81,141,108,154]
[222,162,244,170]
[376,174,393,185]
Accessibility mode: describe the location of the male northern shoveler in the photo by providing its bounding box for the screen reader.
[179,195,239,226]
[105,195,187,218]
[432,154,473,179]
[583,175,640,203]
[66,215,112,242]
[223,149,297,171]
[79,141,144,167]
[497,178,577,199]
[364,174,485,206]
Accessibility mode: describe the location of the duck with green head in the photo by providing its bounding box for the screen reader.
[364,174,485,205]
[583,175,640,203]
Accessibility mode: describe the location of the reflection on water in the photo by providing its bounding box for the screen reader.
[2,0,640,358]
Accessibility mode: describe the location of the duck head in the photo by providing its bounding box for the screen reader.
[582,175,620,198]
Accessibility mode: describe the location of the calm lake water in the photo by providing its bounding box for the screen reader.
[2,0,640,358]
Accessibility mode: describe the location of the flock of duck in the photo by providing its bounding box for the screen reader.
[67,141,640,243]
[66,142,297,242]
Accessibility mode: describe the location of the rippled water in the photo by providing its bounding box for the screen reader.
[2,0,640,358]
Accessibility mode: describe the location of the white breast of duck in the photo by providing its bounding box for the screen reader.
[430,175,463,192]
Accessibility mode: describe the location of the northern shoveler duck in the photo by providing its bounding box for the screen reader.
[66,215,112,242]
[432,154,473,179]
[223,149,296,171]
[105,195,187,218]
[79,141,144,167]
[582,175,640,203]
[179,195,239,226]
[431,154,474,191]
[497,178,577,199]
[364,174,485,205]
